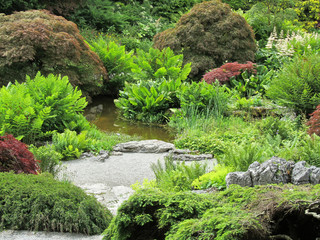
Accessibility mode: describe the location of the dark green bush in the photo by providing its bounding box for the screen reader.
[153,0,256,80]
[267,53,320,115]
[0,172,112,234]
[0,10,107,98]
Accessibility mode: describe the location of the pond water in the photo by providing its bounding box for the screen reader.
[86,96,175,142]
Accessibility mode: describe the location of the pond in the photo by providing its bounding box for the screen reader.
[86,96,175,142]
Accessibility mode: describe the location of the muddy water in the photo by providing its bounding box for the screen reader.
[86,96,175,142]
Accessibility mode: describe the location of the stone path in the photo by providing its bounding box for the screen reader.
[0,140,217,240]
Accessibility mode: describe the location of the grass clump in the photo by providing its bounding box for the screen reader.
[0,172,112,235]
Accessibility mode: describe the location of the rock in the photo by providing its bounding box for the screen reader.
[80,150,109,162]
[113,140,175,153]
[292,161,311,185]
[248,157,294,185]
[226,171,252,187]
[310,167,320,184]
[110,151,123,156]
[169,153,214,161]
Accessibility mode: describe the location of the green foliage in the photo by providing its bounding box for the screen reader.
[151,157,208,191]
[52,130,91,160]
[105,184,320,239]
[29,145,63,177]
[115,78,182,123]
[88,36,136,96]
[267,53,320,115]
[192,164,234,190]
[294,0,320,30]
[218,141,267,171]
[0,73,87,143]
[132,47,191,83]
[0,172,112,234]
[296,134,320,167]
[70,0,127,32]
[177,81,231,116]
[244,2,301,43]
[103,188,214,240]
[153,0,256,79]
[0,10,107,97]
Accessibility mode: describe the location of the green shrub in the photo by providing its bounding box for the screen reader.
[244,2,300,43]
[52,130,90,160]
[103,188,214,240]
[177,81,231,116]
[29,145,63,177]
[297,134,320,167]
[151,157,208,191]
[267,53,320,115]
[0,10,107,98]
[0,73,88,143]
[153,0,256,79]
[88,37,136,96]
[218,141,267,171]
[294,0,320,30]
[192,164,234,190]
[0,172,112,234]
[115,78,182,123]
[132,47,191,83]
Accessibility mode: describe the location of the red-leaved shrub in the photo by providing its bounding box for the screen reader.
[0,135,39,174]
[202,62,256,85]
[307,104,320,136]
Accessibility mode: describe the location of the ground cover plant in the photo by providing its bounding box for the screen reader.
[0,172,112,235]
[103,185,320,239]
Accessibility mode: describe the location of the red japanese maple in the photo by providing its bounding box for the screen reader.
[0,135,39,174]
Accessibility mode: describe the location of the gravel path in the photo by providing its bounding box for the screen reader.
[0,152,216,240]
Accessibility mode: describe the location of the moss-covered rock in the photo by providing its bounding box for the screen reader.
[0,10,108,98]
[104,185,320,239]
[153,0,256,80]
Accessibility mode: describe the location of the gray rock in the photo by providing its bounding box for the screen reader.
[113,140,175,153]
[169,153,214,161]
[80,151,109,162]
[248,157,293,185]
[226,171,252,187]
[310,167,320,184]
[292,161,311,185]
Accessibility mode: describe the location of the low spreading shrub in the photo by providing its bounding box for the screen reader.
[0,135,39,174]
[192,164,234,190]
[0,172,112,234]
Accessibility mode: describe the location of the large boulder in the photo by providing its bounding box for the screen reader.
[0,10,108,99]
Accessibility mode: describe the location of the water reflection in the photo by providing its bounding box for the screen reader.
[86,96,175,142]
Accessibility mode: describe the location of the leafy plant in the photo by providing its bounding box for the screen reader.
[153,0,256,79]
[294,0,320,30]
[88,36,136,96]
[132,47,191,83]
[52,130,90,160]
[177,81,231,116]
[192,164,234,190]
[0,134,39,174]
[0,73,88,143]
[0,172,112,234]
[115,78,182,123]
[151,157,208,191]
[267,53,320,115]
[307,104,320,137]
[29,145,63,177]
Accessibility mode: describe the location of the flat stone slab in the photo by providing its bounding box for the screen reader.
[113,140,175,153]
